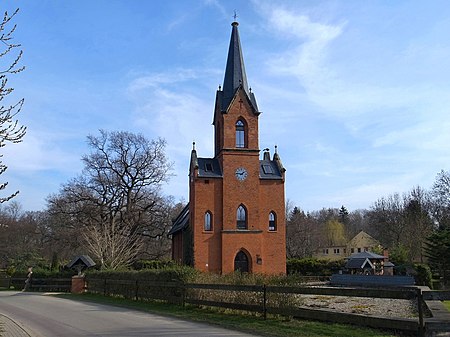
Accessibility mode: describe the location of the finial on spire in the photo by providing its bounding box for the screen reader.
[192,141,196,150]
[275,145,278,153]
[232,10,239,26]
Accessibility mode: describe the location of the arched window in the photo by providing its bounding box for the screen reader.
[204,211,212,231]
[235,120,245,148]
[237,205,247,229]
[269,212,276,231]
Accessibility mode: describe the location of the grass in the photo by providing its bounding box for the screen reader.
[444,301,450,311]
[55,293,410,337]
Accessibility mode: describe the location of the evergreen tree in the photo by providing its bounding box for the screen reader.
[424,229,450,285]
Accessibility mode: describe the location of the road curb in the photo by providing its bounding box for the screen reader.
[0,314,31,337]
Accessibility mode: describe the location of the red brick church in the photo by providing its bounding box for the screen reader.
[169,21,286,275]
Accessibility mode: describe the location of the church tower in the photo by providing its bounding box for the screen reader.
[170,21,286,275]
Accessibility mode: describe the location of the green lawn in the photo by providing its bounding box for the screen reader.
[57,293,409,337]
[444,301,450,311]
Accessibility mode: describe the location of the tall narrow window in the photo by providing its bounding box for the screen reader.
[236,120,245,148]
[237,205,247,229]
[269,212,277,231]
[204,211,212,231]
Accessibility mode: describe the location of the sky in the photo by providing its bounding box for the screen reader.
[2,0,450,213]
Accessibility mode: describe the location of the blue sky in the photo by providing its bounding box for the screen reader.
[3,0,450,212]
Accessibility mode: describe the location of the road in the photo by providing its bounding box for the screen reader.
[0,291,256,337]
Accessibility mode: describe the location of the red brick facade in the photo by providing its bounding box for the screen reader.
[171,22,286,275]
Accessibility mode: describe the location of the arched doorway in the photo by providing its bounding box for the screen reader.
[234,250,250,273]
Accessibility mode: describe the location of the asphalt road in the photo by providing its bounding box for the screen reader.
[0,291,256,337]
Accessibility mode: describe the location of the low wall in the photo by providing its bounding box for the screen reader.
[331,274,415,287]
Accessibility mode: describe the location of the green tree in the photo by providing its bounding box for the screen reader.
[324,219,347,247]
[338,205,349,225]
[424,229,450,286]
[0,9,26,202]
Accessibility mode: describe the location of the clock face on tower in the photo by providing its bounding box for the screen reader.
[235,167,248,181]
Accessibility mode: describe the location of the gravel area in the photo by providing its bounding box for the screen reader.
[299,295,419,318]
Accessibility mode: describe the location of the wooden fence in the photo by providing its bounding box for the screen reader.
[8,277,72,292]
[86,277,426,335]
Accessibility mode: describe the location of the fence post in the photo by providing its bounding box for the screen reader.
[263,284,267,320]
[417,288,424,337]
[135,279,139,301]
[182,282,186,308]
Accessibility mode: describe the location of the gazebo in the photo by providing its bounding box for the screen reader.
[345,251,392,275]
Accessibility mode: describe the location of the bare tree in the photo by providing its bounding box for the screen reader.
[368,193,405,248]
[48,130,173,269]
[286,207,320,258]
[0,9,26,203]
[402,186,434,262]
[431,170,450,229]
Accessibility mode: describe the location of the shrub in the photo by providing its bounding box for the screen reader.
[132,259,176,270]
[287,258,345,276]
[86,265,198,303]
[414,264,433,288]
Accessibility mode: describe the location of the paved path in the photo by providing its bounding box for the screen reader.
[0,291,256,337]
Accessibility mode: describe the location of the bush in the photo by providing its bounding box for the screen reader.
[12,268,75,279]
[287,258,345,276]
[132,259,176,270]
[414,264,433,288]
[86,265,198,303]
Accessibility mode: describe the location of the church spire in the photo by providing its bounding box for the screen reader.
[223,22,248,105]
[221,21,259,113]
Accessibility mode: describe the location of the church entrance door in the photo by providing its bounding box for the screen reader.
[234,250,250,272]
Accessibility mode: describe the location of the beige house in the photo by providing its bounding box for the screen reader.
[315,231,382,261]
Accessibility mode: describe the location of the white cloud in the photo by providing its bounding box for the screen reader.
[127,68,219,201]
[3,130,81,173]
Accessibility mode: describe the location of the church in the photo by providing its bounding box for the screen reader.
[169,21,286,275]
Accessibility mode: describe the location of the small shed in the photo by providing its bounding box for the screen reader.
[345,251,390,275]
[67,255,96,276]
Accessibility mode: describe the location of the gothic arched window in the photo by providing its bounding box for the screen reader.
[237,205,247,229]
[204,211,212,231]
[236,120,245,148]
[269,211,277,231]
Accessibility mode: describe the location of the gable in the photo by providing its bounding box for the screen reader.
[348,231,380,248]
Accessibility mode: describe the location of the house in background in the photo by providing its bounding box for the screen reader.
[315,231,382,261]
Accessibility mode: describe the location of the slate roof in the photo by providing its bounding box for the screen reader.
[168,203,190,235]
[220,22,259,113]
[348,251,385,260]
[259,159,283,180]
[345,258,374,269]
[197,158,222,178]
[67,255,96,269]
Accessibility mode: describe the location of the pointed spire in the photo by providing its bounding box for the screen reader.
[222,21,249,109]
[190,141,198,171]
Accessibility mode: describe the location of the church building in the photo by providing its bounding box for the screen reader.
[169,21,286,275]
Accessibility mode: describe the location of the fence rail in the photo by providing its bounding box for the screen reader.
[9,278,71,292]
[86,277,425,334]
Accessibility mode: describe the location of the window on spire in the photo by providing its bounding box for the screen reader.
[236,120,245,148]
[237,205,247,229]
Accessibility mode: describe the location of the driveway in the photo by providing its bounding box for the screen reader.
[0,291,256,336]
